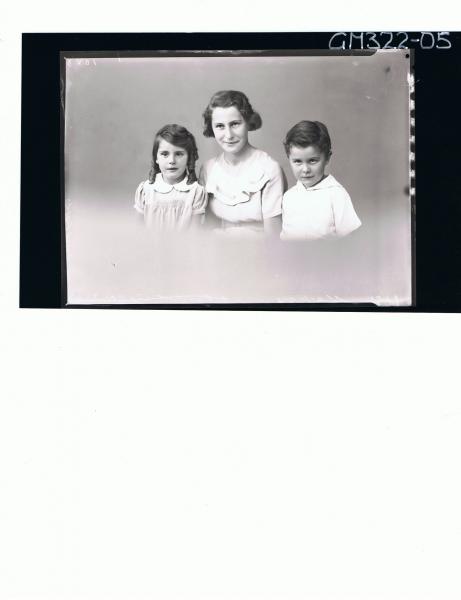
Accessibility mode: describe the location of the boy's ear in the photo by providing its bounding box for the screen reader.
[326,151,332,163]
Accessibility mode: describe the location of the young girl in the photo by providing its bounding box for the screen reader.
[280,120,361,240]
[134,124,207,230]
[200,90,285,235]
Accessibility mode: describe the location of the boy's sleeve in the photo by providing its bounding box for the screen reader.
[134,181,146,214]
[261,161,286,220]
[332,188,362,236]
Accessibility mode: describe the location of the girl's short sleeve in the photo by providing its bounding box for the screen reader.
[332,187,362,236]
[192,184,208,215]
[198,164,207,187]
[261,160,285,220]
[134,181,146,214]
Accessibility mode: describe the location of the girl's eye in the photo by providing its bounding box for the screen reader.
[231,121,241,127]
[214,124,224,129]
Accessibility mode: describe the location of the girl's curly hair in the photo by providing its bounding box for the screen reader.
[148,124,199,185]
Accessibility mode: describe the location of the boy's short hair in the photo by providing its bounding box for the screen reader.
[284,120,332,157]
[202,90,262,137]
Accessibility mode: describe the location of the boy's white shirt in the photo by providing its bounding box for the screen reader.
[281,174,361,240]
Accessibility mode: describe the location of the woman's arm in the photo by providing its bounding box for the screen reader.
[263,214,282,236]
[261,160,286,234]
[190,213,205,229]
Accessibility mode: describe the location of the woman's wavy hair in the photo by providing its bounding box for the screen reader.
[283,120,332,158]
[202,90,262,137]
[148,124,199,184]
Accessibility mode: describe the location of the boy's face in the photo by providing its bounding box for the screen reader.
[288,144,330,188]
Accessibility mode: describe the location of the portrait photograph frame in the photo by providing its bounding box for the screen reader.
[20,32,461,312]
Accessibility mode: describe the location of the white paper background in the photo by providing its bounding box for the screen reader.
[2,3,461,599]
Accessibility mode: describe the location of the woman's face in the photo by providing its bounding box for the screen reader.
[211,105,249,156]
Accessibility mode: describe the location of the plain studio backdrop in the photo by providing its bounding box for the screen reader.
[64,51,411,304]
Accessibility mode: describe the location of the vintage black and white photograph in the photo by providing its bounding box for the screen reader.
[63,50,412,305]
[7,15,461,600]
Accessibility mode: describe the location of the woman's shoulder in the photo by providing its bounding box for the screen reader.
[252,147,280,164]
[250,148,283,177]
[201,149,282,191]
[202,155,221,173]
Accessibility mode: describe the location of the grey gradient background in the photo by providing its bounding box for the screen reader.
[64,52,411,304]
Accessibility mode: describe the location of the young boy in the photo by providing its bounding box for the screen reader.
[280,120,361,240]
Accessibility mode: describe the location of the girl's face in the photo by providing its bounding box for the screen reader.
[211,105,249,156]
[288,144,330,188]
[156,138,188,184]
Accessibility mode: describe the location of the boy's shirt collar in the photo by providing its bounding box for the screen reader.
[295,174,339,192]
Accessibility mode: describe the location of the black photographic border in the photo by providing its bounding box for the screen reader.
[20,32,461,311]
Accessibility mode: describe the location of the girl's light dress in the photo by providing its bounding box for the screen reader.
[200,148,284,234]
[134,173,207,230]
